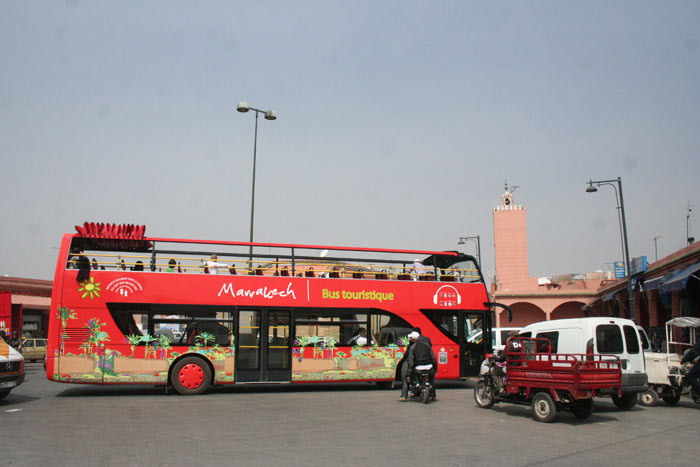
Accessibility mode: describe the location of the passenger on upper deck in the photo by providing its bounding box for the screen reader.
[166,259,177,272]
[410,258,427,280]
[204,254,229,275]
[69,247,90,282]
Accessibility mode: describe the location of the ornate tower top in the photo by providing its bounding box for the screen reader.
[496,180,523,211]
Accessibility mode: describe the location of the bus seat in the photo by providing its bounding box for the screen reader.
[229,266,237,275]
[440,275,456,282]
[305,270,315,278]
[375,273,388,280]
[397,273,411,281]
[352,272,364,279]
[281,269,290,277]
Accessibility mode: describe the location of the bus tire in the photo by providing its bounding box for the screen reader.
[474,380,495,409]
[639,388,659,407]
[0,389,11,400]
[612,393,637,410]
[570,398,594,419]
[171,356,211,396]
[532,392,557,423]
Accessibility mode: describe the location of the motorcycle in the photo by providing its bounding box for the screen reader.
[662,362,700,406]
[408,367,436,404]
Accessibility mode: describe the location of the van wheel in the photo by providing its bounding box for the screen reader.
[532,392,557,423]
[639,389,659,407]
[661,389,681,406]
[171,357,211,396]
[612,393,637,410]
[570,398,594,419]
[0,389,11,400]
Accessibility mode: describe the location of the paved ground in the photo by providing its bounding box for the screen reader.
[1,363,699,466]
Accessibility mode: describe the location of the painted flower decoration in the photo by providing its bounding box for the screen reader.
[78,277,101,299]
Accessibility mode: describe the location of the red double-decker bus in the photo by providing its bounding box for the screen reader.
[48,223,503,395]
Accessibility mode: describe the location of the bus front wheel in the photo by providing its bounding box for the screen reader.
[171,357,211,396]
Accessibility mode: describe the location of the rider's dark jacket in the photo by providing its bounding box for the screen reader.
[681,341,700,364]
[407,336,437,371]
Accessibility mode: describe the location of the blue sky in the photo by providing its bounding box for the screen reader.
[1,1,699,281]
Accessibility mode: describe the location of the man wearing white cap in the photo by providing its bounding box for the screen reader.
[399,330,437,401]
[410,258,427,280]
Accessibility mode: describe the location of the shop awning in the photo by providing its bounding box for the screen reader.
[658,261,700,295]
[642,275,665,292]
[602,291,618,302]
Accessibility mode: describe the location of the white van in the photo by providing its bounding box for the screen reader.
[0,337,25,399]
[520,317,647,409]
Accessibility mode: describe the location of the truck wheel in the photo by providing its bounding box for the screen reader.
[474,380,495,409]
[661,390,681,406]
[639,389,659,407]
[532,392,557,423]
[171,356,211,396]
[0,389,11,400]
[570,398,594,419]
[612,393,637,410]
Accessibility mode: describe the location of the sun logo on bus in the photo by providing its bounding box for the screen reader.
[78,277,102,299]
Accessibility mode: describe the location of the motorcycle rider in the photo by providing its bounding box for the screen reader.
[681,339,700,397]
[492,330,521,394]
[405,331,437,400]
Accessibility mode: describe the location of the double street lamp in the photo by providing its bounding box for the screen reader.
[237,102,276,267]
[586,177,634,321]
[458,235,481,268]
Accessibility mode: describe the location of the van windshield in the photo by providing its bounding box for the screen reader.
[596,324,623,353]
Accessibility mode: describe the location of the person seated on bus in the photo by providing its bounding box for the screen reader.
[166,259,177,272]
[204,254,229,275]
[347,327,377,346]
[133,260,144,271]
[400,331,437,401]
[280,266,290,277]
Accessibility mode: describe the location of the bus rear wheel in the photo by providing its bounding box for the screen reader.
[171,357,211,396]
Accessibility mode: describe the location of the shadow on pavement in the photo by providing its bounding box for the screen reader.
[486,402,620,425]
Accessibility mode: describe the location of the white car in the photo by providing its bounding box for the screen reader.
[0,337,25,399]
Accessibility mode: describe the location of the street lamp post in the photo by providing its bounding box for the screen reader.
[458,235,481,267]
[237,101,276,269]
[586,177,634,321]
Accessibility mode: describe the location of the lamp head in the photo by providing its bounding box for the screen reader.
[458,239,465,245]
[264,110,277,121]
[586,181,598,193]
[237,102,250,113]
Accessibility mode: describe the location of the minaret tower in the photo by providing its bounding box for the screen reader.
[493,181,530,291]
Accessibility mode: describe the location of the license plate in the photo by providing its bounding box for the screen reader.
[0,381,17,388]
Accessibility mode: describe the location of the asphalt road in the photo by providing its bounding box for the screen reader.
[1,363,699,466]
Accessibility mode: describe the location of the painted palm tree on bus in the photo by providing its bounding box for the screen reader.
[157,334,172,359]
[194,332,215,348]
[55,306,77,355]
[140,333,154,359]
[125,334,141,357]
[84,318,109,357]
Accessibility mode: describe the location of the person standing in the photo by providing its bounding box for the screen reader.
[204,254,229,274]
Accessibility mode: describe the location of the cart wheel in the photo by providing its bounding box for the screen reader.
[661,389,681,406]
[474,380,495,409]
[570,398,594,419]
[612,393,637,410]
[532,392,557,423]
[639,389,659,407]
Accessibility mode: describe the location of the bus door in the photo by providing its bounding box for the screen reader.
[458,311,489,377]
[236,309,291,383]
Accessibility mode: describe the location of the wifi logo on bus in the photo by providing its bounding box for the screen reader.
[105,278,144,297]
